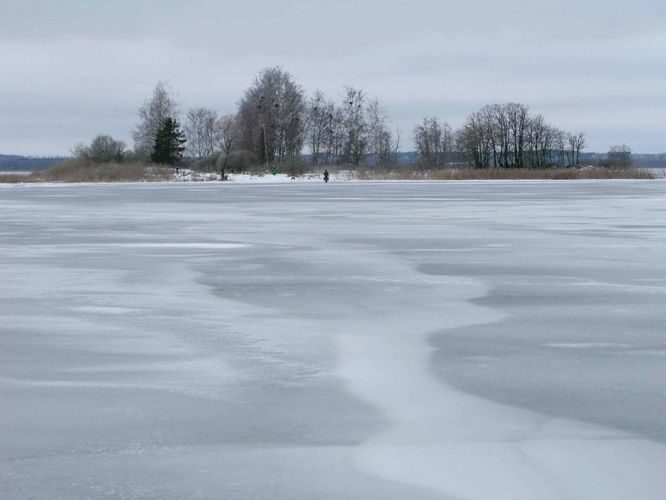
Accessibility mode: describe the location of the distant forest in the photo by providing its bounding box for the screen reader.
[0,155,65,172]
[579,153,666,168]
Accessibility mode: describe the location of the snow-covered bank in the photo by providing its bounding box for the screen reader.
[174,169,355,183]
[2,167,661,186]
[170,168,665,184]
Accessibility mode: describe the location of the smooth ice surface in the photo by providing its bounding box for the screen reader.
[1,181,666,499]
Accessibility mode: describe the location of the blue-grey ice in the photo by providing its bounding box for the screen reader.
[1,181,666,499]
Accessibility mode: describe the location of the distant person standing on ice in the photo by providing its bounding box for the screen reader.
[323,169,329,183]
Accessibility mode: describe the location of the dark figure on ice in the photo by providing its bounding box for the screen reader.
[323,169,329,183]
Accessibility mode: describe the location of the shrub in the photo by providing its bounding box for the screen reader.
[221,150,259,173]
[354,166,655,181]
[0,173,34,184]
[32,159,171,182]
[74,135,127,163]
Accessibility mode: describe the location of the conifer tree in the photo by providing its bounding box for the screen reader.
[151,117,186,165]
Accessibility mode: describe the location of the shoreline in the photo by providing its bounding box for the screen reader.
[1,166,661,185]
[1,176,663,188]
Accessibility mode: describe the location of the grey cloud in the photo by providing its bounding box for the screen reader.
[0,0,664,154]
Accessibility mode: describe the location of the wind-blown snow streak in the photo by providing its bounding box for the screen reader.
[262,240,666,499]
[335,267,666,499]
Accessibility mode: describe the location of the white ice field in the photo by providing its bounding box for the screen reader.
[1,180,666,499]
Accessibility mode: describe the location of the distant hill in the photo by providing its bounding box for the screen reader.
[0,154,66,172]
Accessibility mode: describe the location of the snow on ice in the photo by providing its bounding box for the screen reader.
[1,180,666,499]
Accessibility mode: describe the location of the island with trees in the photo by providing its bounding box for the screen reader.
[2,67,653,183]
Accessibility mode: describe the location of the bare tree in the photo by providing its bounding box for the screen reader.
[236,67,306,166]
[366,99,392,166]
[567,131,586,167]
[457,111,492,168]
[392,127,402,166]
[525,115,561,168]
[505,103,529,168]
[133,82,179,161]
[185,107,217,160]
[74,135,126,163]
[607,144,632,167]
[457,103,583,170]
[325,107,345,165]
[413,117,452,167]
[340,87,368,165]
[305,90,334,165]
[214,114,239,171]
[465,103,530,168]
[554,129,567,167]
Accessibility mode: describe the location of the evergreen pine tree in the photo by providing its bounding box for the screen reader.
[151,117,186,165]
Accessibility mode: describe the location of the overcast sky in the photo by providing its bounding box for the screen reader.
[1,0,665,155]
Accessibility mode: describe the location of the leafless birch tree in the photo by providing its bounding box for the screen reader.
[133,82,179,161]
[185,107,217,160]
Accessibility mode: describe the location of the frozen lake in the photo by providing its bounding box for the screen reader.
[1,180,666,499]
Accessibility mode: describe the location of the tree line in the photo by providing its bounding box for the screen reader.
[74,66,633,170]
[448,104,586,169]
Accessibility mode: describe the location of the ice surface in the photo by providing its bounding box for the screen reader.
[1,180,666,499]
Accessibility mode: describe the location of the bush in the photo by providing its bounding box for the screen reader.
[354,166,655,181]
[74,135,127,163]
[0,173,34,184]
[187,155,218,172]
[282,156,306,177]
[220,150,259,173]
